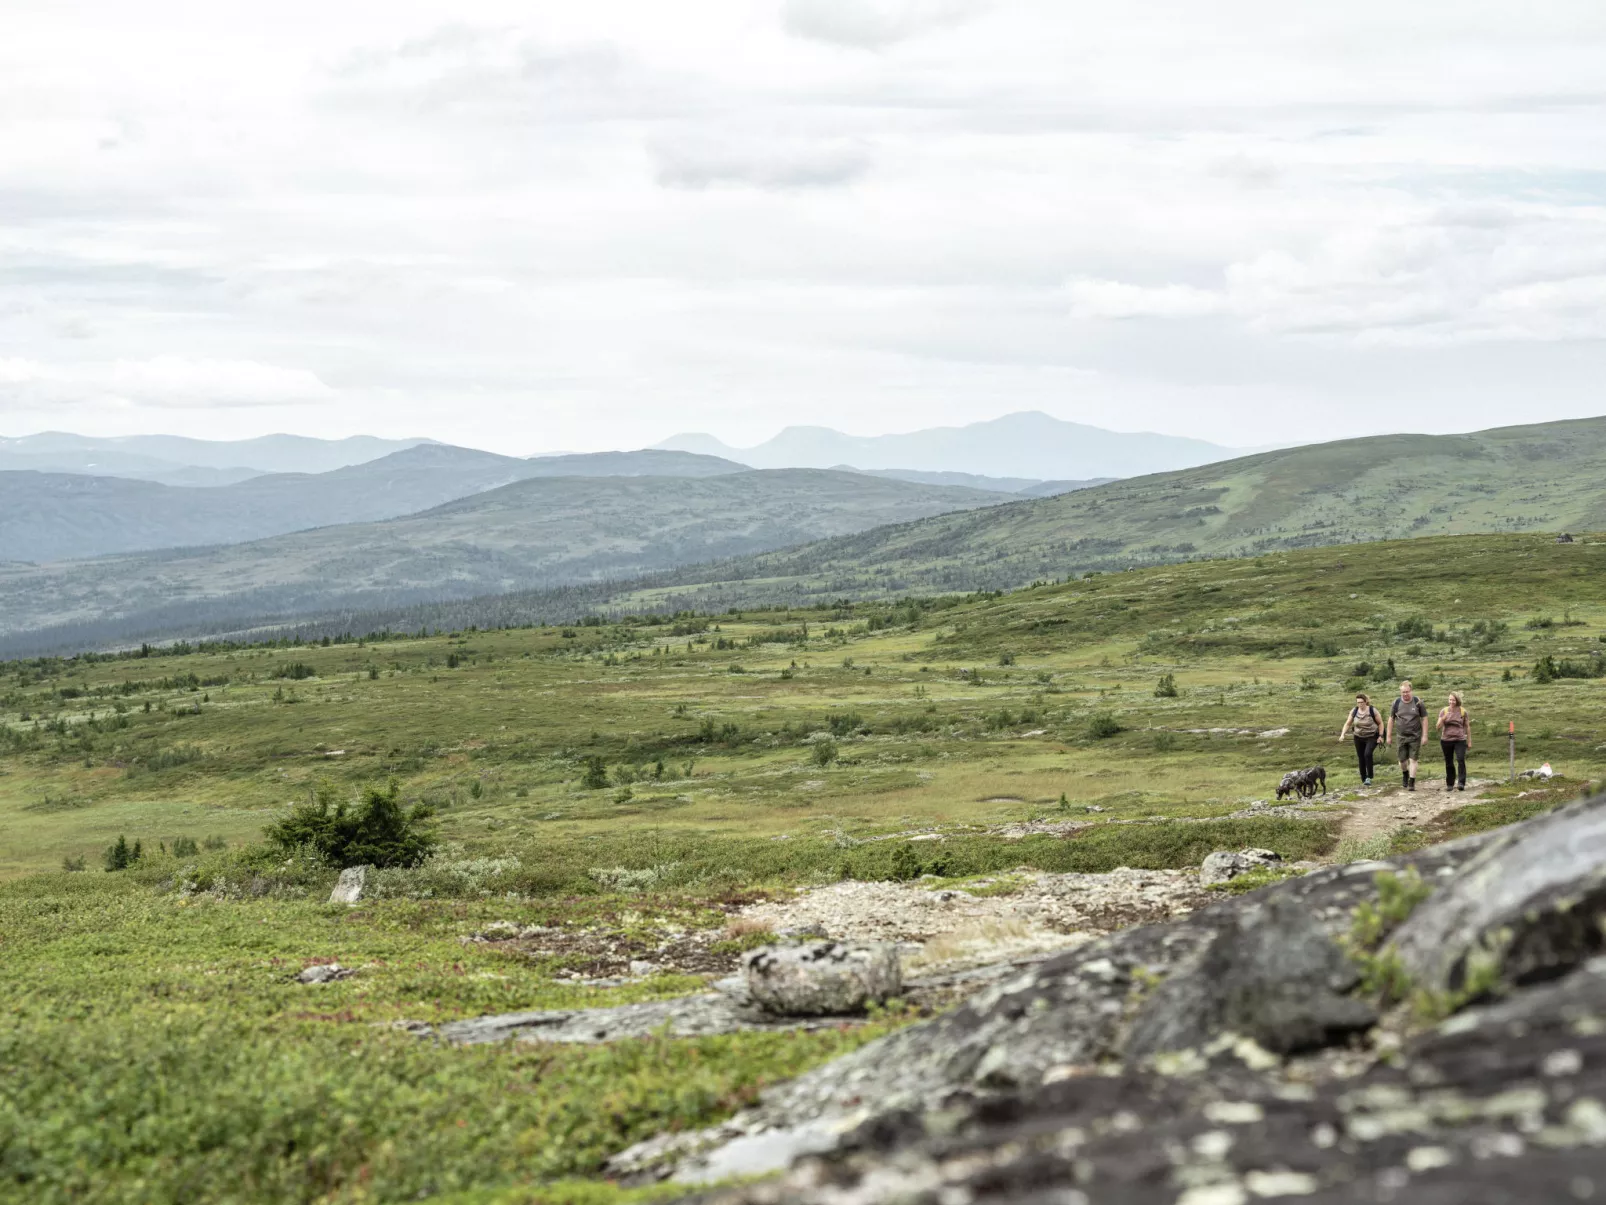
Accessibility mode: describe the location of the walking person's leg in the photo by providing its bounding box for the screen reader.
[1354,736,1368,782]
[1362,737,1376,783]
[1442,740,1456,789]
[1454,739,1468,789]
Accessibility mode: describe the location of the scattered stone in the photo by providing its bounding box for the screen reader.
[295,964,354,984]
[743,942,901,1017]
[628,960,658,977]
[612,829,1495,1184]
[430,993,862,1046]
[327,866,367,905]
[1199,847,1282,887]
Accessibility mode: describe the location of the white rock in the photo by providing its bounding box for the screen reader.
[296,964,353,984]
[743,941,901,1016]
[1199,848,1282,887]
[328,865,368,904]
[629,960,658,977]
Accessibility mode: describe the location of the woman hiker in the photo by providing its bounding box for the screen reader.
[1385,680,1428,791]
[1338,691,1384,785]
[1436,691,1472,792]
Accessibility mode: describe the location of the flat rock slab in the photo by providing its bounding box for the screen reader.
[427,994,866,1046]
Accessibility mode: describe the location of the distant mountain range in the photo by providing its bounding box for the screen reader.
[0,431,433,486]
[0,470,1006,648]
[0,446,747,563]
[4,415,1603,655]
[655,411,1239,480]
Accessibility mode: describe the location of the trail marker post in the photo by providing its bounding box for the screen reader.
[1509,720,1516,783]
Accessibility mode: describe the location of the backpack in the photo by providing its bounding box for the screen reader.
[1351,706,1380,737]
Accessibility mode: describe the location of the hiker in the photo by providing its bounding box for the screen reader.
[1436,691,1472,792]
[1385,680,1428,791]
[1338,691,1383,785]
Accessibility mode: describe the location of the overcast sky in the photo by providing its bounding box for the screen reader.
[2,1,1604,453]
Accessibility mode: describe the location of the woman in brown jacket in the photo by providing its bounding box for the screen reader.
[1435,691,1471,791]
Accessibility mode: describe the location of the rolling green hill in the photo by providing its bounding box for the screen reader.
[600,414,1606,609]
[0,470,1004,652]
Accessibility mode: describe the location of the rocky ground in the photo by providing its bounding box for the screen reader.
[613,793,1606,1202]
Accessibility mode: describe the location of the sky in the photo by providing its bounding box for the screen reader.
[2,0,1604,455]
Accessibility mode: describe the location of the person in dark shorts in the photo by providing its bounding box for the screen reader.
[1338,691,1383,785]
[1385,680,1428,791]
[1435,691,1471,791]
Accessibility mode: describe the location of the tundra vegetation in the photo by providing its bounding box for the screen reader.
[0,532,1602,1203]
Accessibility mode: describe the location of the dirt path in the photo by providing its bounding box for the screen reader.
[1336,774,1494,843]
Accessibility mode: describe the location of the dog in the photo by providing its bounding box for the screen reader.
[1275,766,1327,800]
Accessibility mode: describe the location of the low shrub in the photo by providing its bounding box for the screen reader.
[263,781,436,869]
[1085,710,1122,740]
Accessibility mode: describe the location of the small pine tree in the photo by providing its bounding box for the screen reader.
[1154,673,1179,698]
[580,756,609,790]
[102,835,138,872]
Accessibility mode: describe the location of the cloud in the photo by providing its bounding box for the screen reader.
[0,357,335,409]
[781,0,985,49]
[651,132,871,190]
[1068,202,1606,344]
[1065,279,1228,320]
[322,24,661,124]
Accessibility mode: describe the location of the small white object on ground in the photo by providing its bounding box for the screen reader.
[328,866,367,904]
[295,964,354,984]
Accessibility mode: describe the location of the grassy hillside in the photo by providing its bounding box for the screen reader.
[4,531,1602,878]
[612,414,1606,607]
[2,532,1602,1202]
[0,470,1005,651]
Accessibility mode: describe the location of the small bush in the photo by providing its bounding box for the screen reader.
[1153,673,1178,698]
[826,712,863,737]
[1085,710,1122,740]
[812,738,838,767]
[1152,731,1177,753]
[171,836,199,858]
[263,781,436,869]
[61,854,86,872]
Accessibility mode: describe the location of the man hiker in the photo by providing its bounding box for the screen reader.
[1385,679,1428,791]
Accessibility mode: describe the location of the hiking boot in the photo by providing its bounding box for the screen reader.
[1408,777,1417,791]
[1456,783,1466,792]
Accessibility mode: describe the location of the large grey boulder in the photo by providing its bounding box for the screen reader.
[328,865,367,904]
[1125,892,1377,1057]
[1391,792,1606,991]
[1199,847,1281,887]
[743,941,901,1016]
